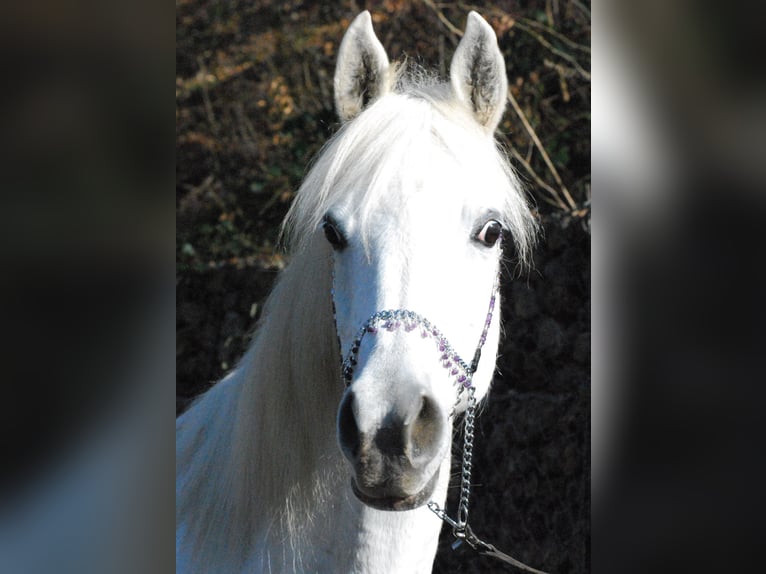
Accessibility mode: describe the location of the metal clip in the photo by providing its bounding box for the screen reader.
[427,502,473,550]
[427,501,462,531]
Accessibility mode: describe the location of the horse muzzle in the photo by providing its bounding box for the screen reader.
[337,384,447,511]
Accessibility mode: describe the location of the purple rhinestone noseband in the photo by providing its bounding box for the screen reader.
[332,266,500,395]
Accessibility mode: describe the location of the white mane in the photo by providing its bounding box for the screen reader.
[177,239,342,571]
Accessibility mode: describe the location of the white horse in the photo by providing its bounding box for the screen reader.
[177,11,536,573]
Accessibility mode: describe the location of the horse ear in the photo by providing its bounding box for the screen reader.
[450,12,508,134]
[334,11,390,122]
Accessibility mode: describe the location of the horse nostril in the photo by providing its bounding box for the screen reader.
[407,393,442,464]
[337,391,360,460]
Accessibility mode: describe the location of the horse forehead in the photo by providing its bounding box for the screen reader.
[365,171,475,232]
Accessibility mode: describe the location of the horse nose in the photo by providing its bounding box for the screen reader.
[337,385,444,469]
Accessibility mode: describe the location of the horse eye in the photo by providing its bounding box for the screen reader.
[322,218,347,250]
[476,220,503,247]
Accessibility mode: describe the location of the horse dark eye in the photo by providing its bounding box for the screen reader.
[322,219,347,250]
[476,220,502,247]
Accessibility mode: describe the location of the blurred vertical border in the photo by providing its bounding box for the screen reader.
[0,1,175,573]
[593,0,766,572]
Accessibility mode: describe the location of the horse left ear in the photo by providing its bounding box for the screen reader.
[450,12,508,134]
[334,11,391,123]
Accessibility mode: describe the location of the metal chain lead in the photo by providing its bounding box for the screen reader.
[456,386,477,528]
[426,385,476,536]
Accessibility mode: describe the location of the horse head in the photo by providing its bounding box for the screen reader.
[306,12,535,512]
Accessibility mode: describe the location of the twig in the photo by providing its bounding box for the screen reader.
[570,0,591,19]
[544,59,573,102]
[232,103,259,153]
[545,0,556,27]
[502,137,568,211]
[421,0,463,39]
[196,56,221,142]
[520,17,590,53]
[514,21,590,81]
[506,88,577,211]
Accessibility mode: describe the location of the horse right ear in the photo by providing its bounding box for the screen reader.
[334,11,391,122]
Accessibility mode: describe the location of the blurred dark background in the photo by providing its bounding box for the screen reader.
[176,1,590,573]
